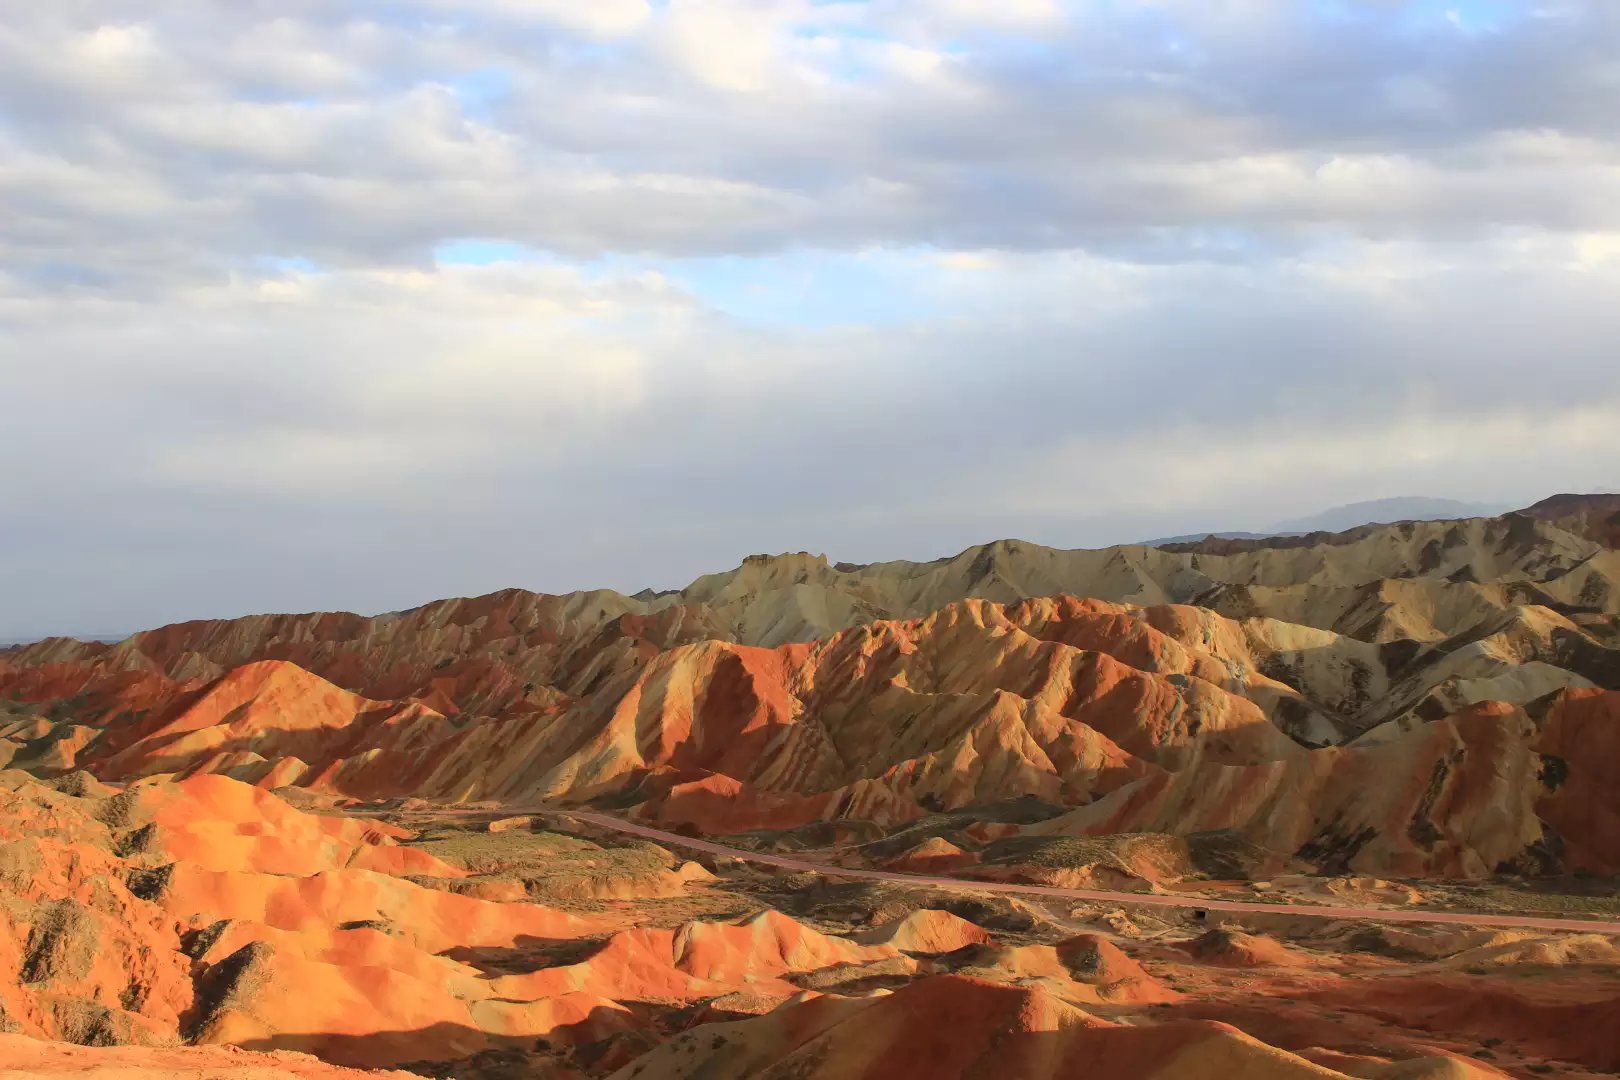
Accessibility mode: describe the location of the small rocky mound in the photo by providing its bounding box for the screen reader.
[408,825,697,900]
[1053,934,1159,986]
[1442,932,1620,968]
[51,770,117,799]
[1181,928,1304,968]
[766,878,1047,935]
[972,833,1198,891]
[878,836,978,874]
[1336,924,1532,960]
[1272,874,1424,907]
[854,910,991,954]
[476,908,909,1016]
[941,934,1175,1004]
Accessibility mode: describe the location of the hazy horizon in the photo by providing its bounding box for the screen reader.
[4,490,1602,642]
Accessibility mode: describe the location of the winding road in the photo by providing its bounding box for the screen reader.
[529,809,1620,936]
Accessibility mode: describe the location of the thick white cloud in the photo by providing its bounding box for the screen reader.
[6,1,1618,266]
[2,0,1618,636]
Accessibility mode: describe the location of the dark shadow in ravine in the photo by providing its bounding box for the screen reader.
[230,1003,663,1078]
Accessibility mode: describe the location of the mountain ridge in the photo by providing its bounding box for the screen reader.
[4,503,1618,878]
[13,506,1613,658]
[9,496,1613,652]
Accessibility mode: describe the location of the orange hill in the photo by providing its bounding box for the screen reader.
[3,589,1617,877]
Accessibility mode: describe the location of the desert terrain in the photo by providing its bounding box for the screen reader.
[0,496,1618,1078]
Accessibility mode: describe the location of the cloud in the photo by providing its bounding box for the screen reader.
[416,0,654,38]
[6,1,1620,268]
[2,0,1618,636]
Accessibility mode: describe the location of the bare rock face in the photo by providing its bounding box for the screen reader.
[854,910,991,954]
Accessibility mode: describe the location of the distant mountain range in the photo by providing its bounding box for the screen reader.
[1269,496,1508,534]
[1,633,126,650]
[1140,530,1286,546]
[1144,496,1509,548]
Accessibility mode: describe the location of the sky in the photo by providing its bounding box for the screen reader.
[3,0,1620,638]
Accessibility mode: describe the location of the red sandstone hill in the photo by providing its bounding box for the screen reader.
[3,589,1617,877]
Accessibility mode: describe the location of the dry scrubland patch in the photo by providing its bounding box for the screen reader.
[1418,879,1620,919]
[405,824,697,902]
[979,834,1196,876]
[742,873,1056,943]
[407,826,620,876]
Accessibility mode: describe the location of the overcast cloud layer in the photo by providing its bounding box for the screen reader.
[4,1,1620,638]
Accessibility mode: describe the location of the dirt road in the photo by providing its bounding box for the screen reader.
[538,809,1620,935]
